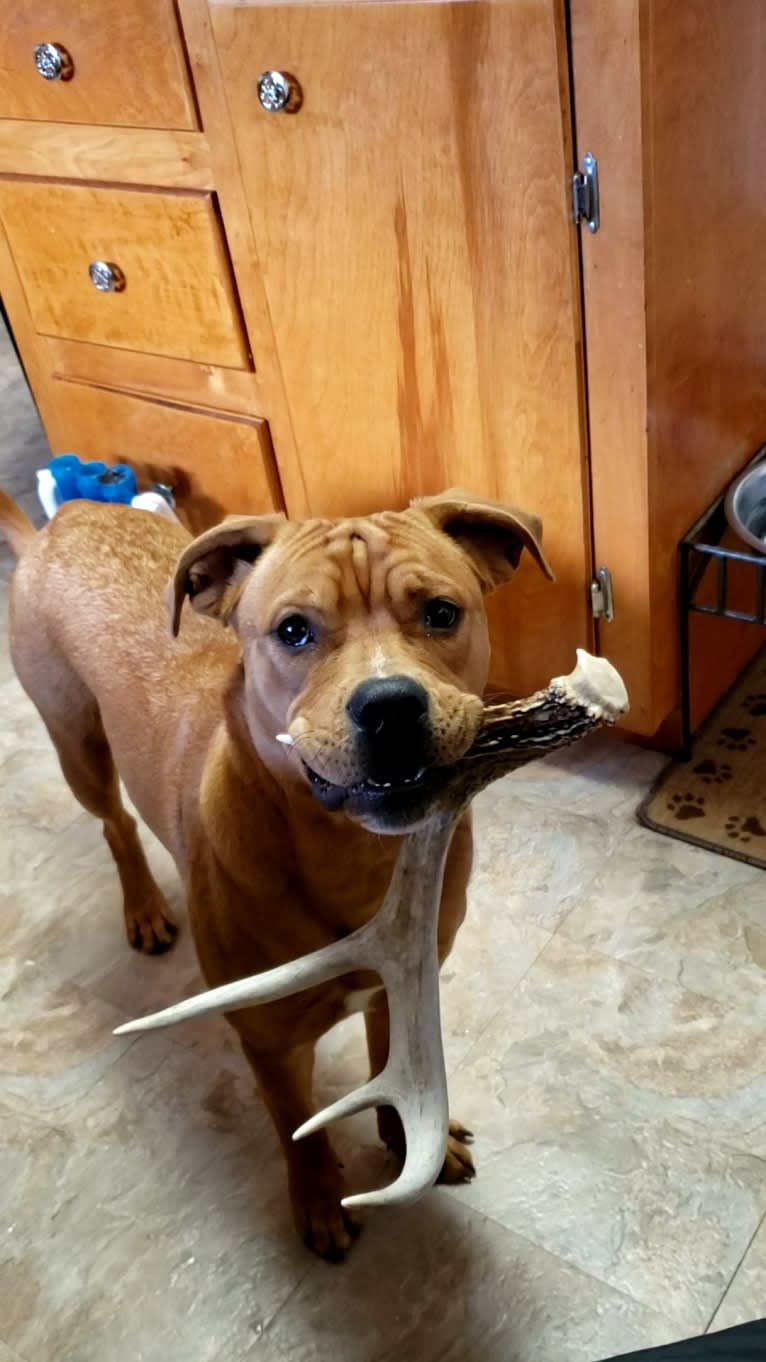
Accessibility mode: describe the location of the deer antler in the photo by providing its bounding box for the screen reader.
[114,650,627,1208]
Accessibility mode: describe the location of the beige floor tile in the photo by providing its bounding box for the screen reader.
[560,822,766,1015]
[440,909,551,1068]
[0,957,134,1122]
[0,683,59,764]
[0,1342,28,1362]
[0,766,193,1027]
[0,1041,310,1361]
[455,936,766,1157]
[0,746,83,835]
[495,730,666,820]
[447,937,766,1330]
[470,784,617,933]
[262,1196,680,1362]
[709,1217,766,1333]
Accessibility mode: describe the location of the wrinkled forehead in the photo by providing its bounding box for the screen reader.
[248,508,477,619]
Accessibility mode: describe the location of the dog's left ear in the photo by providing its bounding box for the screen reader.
[169,512,287,636]
[414,488,554,591]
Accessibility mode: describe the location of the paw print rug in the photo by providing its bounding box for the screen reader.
[639,648,766,868]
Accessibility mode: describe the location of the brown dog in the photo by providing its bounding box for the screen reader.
[1,486,551,1259]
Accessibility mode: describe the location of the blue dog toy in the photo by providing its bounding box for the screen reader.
[49,454,137,505]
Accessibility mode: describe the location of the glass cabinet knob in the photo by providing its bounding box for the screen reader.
[88,261,126,294]
[257,70,302,114]
[34,42,74,82]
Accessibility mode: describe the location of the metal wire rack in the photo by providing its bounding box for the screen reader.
[680,444,766,755]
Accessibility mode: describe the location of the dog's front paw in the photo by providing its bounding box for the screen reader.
[437,1118,476,1185]
[291,1176,362,1262]
[125,892,178,955]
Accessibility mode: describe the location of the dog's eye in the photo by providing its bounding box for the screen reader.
[423,598,462,632]
[276,614,315,649]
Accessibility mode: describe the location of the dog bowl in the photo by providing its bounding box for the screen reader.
[725,462,766,555]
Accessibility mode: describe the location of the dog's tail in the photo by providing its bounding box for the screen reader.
[0,489,37,558]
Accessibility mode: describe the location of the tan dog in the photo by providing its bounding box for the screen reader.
[0,487,552,1259]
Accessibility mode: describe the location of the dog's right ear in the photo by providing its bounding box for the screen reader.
[169,512,287,636]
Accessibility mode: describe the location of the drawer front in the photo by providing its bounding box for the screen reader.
[49,381,282,533]
[0,0,197,130]
[0,180,250,370]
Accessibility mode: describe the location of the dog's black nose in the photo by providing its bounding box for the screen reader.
[347,675,429,737]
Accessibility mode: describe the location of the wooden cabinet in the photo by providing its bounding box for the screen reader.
[0,0,762,737]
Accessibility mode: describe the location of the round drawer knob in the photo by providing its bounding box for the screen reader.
[34,42,74,82]
[257,70,302,114]
[88,261,125,294]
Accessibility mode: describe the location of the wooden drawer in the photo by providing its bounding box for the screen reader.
[0,0,197,130]
[48,380,283,533]
[0,180,249,369]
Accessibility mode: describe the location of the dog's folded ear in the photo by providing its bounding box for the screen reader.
[413,488,554,591]
[169,512,287,636]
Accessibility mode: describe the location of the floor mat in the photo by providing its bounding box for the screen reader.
[639,648,766,869]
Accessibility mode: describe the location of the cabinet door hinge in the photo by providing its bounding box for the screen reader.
[590,566,614,621]
[572,152,600,233]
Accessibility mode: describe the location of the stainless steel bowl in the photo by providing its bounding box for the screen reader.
[725,462,766,555]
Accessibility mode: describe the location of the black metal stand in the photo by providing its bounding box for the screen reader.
[680,444,766,757]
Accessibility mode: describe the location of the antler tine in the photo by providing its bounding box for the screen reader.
[113,926,373,1035]
[341,1085,450,1210]
[292,1077,387,1143]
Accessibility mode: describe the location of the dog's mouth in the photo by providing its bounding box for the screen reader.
[301,760,442,829]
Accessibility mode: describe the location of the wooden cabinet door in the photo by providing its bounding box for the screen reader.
[211,0,591,694]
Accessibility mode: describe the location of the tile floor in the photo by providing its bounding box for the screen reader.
[1,319,765,1360]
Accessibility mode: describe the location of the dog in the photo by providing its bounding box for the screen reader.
[0,486,552,1259]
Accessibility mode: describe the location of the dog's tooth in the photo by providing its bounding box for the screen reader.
[275,732,294,747]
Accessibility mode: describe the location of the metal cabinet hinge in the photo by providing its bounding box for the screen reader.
[590,566,614,621]
[572,152,599,233]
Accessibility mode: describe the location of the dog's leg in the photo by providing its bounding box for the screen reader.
[12,622,177,954]
[241,1037,361,1261]
[44,710,177,955]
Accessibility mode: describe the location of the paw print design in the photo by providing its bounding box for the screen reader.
[725,814,766,844]
[692,759,733,785]
[744,693,766,717]
[717,726,756,752]
[667,792,706,822]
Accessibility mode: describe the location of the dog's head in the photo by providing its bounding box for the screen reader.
[170,489,553,832]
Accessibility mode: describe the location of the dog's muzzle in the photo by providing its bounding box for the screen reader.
[304,674,439,830]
